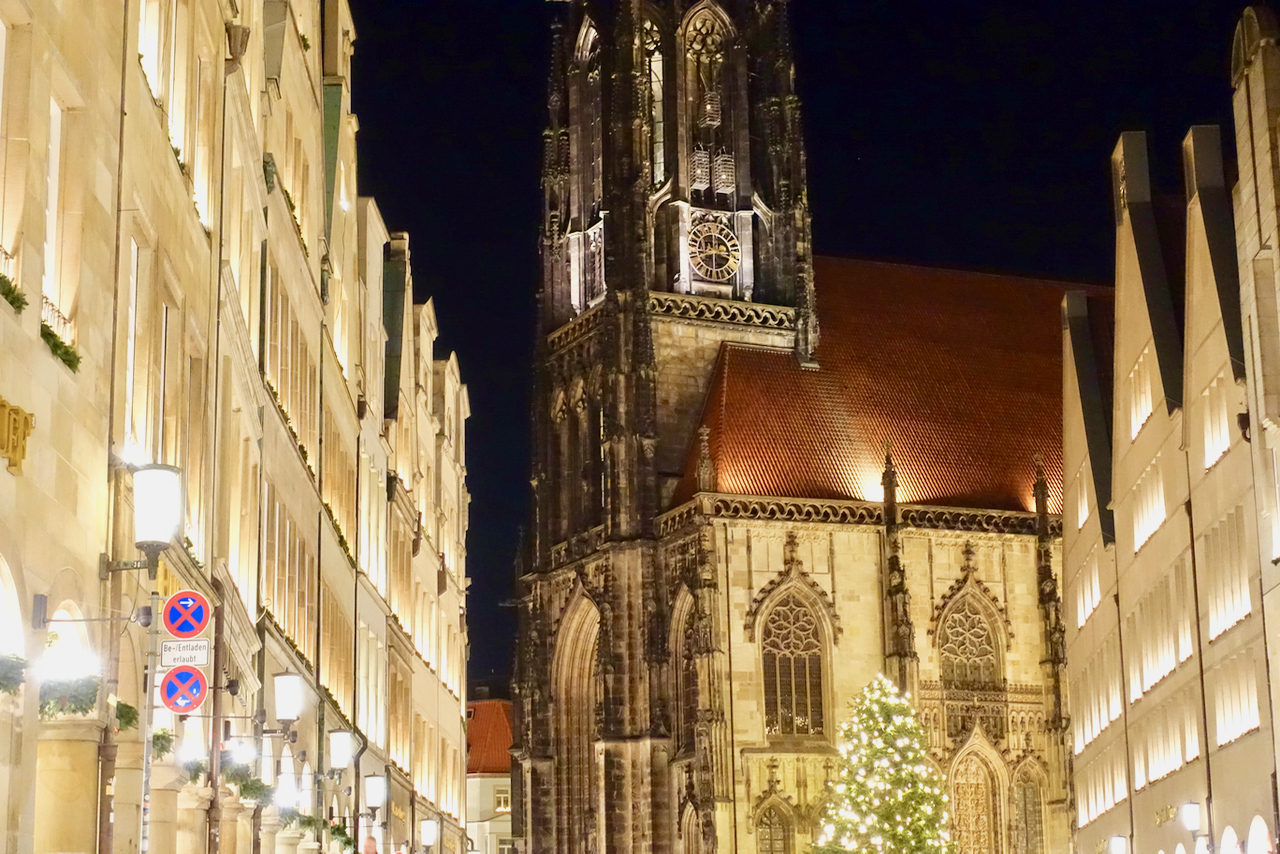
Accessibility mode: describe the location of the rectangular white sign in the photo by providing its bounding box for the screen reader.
[161,639,210,668]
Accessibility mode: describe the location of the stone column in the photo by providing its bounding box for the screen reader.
[217,787,244,854]
[34,719,104,854]
[234,800,257,854]
[176,783,214,854]
[297,831,322,854]
[260,807,282,854]
[150,763,185,854]
[114,740,145,854]
[275,826,304,854]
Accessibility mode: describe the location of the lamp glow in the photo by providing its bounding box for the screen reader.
[132,464,183,549]
[365,774,386,809]
[274,769,299,809]
[231,737,257,766]
[1110,837,1129,854]
[329,730,353,770]
[421,818,439,847]
[179,732,205,763]
[1180,803,1202,834]
[273,672,305,723]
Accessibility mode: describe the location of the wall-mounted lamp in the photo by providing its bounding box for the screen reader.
[420,818,438,854]
[1181,802,1204,836]
[1109,837,1129,854]
[101,463,184,580]
[328,730,353,778]
[364,774,386,823]
[263,672,305,743]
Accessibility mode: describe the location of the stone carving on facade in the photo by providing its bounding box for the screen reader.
[648,291,795,330]
[743,531,842,641]
[930,541,1012,647]
[695,426,716,492]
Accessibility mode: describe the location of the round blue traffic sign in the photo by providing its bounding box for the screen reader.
[160,665,208,713]
[163,590,211,639]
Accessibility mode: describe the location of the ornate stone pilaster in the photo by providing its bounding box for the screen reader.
[149,762,185,854]
[882,450,918,696]
[216,787,244,854]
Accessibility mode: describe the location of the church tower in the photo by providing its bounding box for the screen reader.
[517,2,818,853]
[516,4,1075,854]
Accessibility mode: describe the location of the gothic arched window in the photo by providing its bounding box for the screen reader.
[757,805,792,854]
[952,754,997,854]
[1011,771,1045,854]
[680,618,699,751]
[761,594,824,736]
[683,10,730,202]
[644,19,665,185]
[939,598,1002,688]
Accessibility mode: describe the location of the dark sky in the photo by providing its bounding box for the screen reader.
[350,0,1247,686]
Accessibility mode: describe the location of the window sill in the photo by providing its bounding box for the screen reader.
[744,738,837,756]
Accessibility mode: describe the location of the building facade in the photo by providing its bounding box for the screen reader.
[1062,124,1277,854]
[515,2,1078,853]
[466,699,514,854]
[0,2,470,854]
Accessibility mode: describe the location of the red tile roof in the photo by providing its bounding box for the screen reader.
[677,257,1111,513]
[466,700,513,775]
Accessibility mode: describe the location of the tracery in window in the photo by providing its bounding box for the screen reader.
[762,594,824,736]
[685,10,729,200]
[680,617,699,751]
[952,754,996,854]
[1012,772,1045,854]
[757,805,791,854]
[939,598,1001,688]
[644,20,665,185]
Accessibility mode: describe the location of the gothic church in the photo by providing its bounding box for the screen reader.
[513,2,1081,853]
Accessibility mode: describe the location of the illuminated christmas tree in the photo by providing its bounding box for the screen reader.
[814,674,951,854]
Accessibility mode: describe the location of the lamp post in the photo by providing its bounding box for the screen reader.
[100,463,182,854]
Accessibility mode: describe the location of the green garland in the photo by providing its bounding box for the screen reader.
[40,322,81,373]
[38,675,100,720]
[115,701,139,731]
[183,758,208,782]
[222,757,276,806]
[295,814,356,852]
[152,727,174,759]
[0,655,27,695]
[0,273,26,314]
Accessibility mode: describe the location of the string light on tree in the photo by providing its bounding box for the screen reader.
[814,674,951,854]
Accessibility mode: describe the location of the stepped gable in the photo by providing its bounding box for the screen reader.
[676,255,1111,513]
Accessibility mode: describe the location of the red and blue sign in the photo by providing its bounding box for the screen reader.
[163,590,211,639]
[160,665,208,713]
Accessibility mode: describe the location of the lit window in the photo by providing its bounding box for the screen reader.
[1076,471,1091,530]
[761,595,824,736]
[1076,550,1101,628]
[1203,373,1232,468]
[1129,347,1154,439]
[1205,507,1251,639]
[1132,459,1165,551]
[494,787,511,813]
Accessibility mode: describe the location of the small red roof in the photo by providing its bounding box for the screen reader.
[678,256,1110,513]
[466,700,513,775]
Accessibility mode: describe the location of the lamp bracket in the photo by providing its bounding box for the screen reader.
[99,552,161,581]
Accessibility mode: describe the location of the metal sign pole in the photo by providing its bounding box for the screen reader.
[139,551,162,854]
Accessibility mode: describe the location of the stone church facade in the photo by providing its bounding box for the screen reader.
[513,3,1080,854]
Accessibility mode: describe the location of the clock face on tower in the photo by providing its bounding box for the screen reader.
[688,220,741,282]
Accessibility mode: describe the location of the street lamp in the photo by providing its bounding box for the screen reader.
[420,818,438,854]
[328,730,354,777]
[103,462,184,854]
[364,774,386,822]
[1181,803,1203,835]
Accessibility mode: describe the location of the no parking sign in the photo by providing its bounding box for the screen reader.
[160,665,209,713]
[162,590,211,639]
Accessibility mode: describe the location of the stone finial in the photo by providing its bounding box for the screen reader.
[695,426,716,492]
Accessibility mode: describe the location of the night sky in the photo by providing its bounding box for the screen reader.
[349,0,1247,687]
